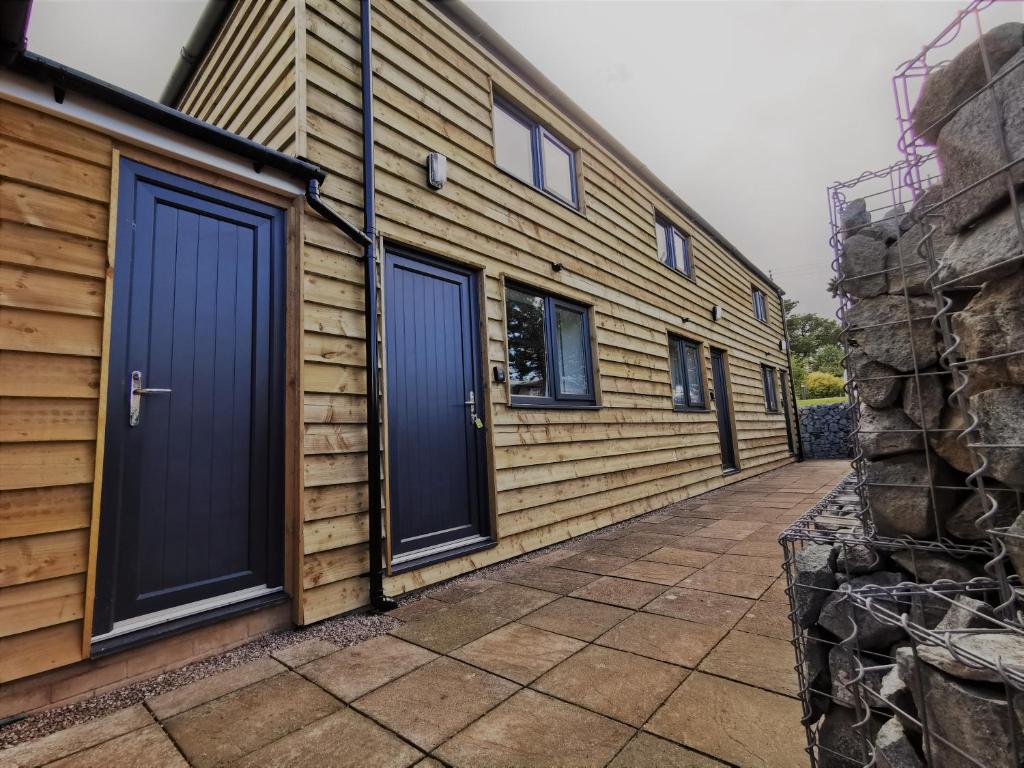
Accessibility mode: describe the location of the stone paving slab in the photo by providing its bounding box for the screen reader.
[1,460,849,768]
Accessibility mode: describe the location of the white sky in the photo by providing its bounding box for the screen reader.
[27,0,1024,316]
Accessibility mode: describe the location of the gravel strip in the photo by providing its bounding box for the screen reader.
[0,463,795,749]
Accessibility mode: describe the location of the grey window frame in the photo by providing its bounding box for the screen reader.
[668,335,707,411]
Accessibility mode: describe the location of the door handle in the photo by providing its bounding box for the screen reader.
[129,370,171,427]
[464,390,483,429]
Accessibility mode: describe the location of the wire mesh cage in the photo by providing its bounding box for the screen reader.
[785,1,1024,764]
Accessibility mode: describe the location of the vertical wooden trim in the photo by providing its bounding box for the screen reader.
[587,302,603,407]
[475,267,499,542]
[294,0,308,158]
[81,149,120,656]
[496,273,513,411]
[286,196,305,624]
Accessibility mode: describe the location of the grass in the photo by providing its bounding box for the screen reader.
[797,396,848,407]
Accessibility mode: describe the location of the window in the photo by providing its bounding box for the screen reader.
[752,287,768,323]
[493,99,579,207]
[506,284,595,406]
[655,217,693,277]
[762,365,779,412]
[668,336,706,410]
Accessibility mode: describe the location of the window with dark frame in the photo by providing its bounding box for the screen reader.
[655,217,693,277]
[668,336,706,410]
[762,365,779,412]
[752,287,768,323]
[492,98,579,208]
[506,284,595,406]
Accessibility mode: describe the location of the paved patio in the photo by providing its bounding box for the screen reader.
[2,460,849,768]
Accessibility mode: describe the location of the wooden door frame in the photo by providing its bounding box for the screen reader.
[710,348,741,474]
[81,147,302,656]
[380,242,495,576]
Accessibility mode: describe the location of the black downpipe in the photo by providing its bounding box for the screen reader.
[305,180,371,249]
[361,0,397,612]
[779,292,805,462]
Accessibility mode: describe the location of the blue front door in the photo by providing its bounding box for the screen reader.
[93,160,285,638]
[384,248,490,568]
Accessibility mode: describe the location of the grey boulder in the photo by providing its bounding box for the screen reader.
[840,235,888,298]
[840,198,871,237]
[970,386,1024,489]
[864,453,956,539]
[936,594,997,631]
[833,543,882,575]
[954,269,1024,394]
[902,372,944,431]
[818,572,907,651]
[793,543,837,627]
[909,657,1024,768]
[890,550,976,583]
[946,484,1020,541]
[917,633,1024,685]
[911,22,1024,145]
[874,717,924,768]
[937,47,1024,232]
[846,296,938,372]
[938,201,1024,290]
[817,705,881,768]
[849,350,902,409]
[830,644,886,708]
[858,404,923,459]
[928,405,976,474]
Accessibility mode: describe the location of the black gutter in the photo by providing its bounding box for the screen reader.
[160,0,234,107]
[8,51,327,186]
[0,0,31,66]
[361,0,397,613]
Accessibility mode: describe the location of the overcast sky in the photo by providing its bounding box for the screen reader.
[27,0,1024,316]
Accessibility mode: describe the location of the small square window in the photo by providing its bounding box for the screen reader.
[506,283,595,407]
[753,287,768,323]
[654,216,694,278]
[492,97,579,209]
[669,336,706,410]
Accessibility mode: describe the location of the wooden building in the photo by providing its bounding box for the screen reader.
[175,0,799,622]
[0,0,797,713]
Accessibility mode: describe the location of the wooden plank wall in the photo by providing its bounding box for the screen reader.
[0,100,113,681]
[178,0,299,155]
[180,0,798,623]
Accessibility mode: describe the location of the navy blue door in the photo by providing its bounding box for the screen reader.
[93,160,285,636]
[711,349,738,471]
[384,249,490,566]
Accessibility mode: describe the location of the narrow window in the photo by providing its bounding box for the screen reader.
[762,365,779,412]
[668,336,706,410]
[492,98,579,208]
[506,284,595,406]
[654,216,694,278]
[753,287,768,323]
[493,104,534,184]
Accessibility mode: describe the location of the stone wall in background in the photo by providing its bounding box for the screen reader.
[799,403,853,459]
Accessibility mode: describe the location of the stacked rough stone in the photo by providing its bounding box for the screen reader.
[838,21,1024,549]
[799,403,854,459]
[797,22,1024,768]
[792,537,1023,768]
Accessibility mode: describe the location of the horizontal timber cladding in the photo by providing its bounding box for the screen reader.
[0,86,304,684]
[180,0,797,623]
[0,99,113,681]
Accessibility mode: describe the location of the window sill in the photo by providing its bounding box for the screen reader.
[495,165,587,219]
[659,260,696,283]
[673,406,710,414]
[509,401,601,410]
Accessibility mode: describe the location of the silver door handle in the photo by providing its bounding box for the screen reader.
[129,370,171,427]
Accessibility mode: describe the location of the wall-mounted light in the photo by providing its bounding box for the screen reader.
[711,305,724,322]
[426,152,447,189]
[779,339,788,352]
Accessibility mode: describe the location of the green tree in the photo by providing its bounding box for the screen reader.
[784,299,844,382]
